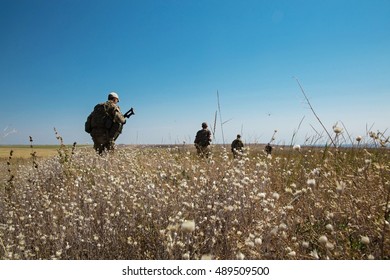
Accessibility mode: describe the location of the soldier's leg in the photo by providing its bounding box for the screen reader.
[204,146,210,158]
[93,138,103,154]
[199,146,210,158]
[198,146,205,157]
[195,145,201,156]
[107,139,115,151]
[92,134,109,155]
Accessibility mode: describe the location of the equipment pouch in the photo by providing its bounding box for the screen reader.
[85,115,92,133]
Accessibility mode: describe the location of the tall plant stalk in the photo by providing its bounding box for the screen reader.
[217,90,225,145]
[294,77,336,147]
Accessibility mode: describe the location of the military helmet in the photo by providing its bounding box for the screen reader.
[202,122,208,128]
[108,92,120,102]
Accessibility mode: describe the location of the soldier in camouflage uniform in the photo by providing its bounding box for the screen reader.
[85,92,127,154]
[194,122,212,157]
[231,134,244,158]
[265,143,273,155]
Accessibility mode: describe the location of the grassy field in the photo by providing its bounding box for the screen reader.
[0,145,63,159]
[0,142,389,260]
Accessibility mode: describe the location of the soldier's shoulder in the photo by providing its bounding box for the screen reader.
[94,102,105,108]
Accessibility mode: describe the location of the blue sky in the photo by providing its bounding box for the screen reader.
[1,0,389,145]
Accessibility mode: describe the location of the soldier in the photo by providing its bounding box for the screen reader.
[194,122,212,157]
[265,143,273,155]
[85,92,127,154]
[231,134,244,158]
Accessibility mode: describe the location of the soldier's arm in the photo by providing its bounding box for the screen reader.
[194,132,199,144]
[114,109,126,124]
[110,104,126,124]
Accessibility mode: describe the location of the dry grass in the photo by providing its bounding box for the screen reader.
[0,141,389,260]
[0,146,60,159]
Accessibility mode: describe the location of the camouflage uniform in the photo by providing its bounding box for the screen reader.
[194,123,212,158]
[231,135,244,158]
[87,100,126,154]
[265,143,273,155]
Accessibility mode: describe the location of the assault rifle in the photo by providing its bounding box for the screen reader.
[124,107,135,118]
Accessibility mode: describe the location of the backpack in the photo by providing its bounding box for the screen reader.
[195,129,211,146]
[85,102,113,134]
[231,139,243,151]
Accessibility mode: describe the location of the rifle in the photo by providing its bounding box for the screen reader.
[124,107,135,118]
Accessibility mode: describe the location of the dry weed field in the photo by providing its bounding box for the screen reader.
[0,145,60,159]
[0,142,389,260]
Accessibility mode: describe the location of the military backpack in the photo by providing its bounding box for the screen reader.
[85,102,113,133]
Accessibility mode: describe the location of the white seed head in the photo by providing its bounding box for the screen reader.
[325,224,334,231]
[336,181,346,193]
[182,252,190,260]
[279,223,287,230]
[255,238,262,246]
[309,249,319,259]
[333,126,342,134]
[245,240,255,248]
[181,220,196,233]
[272,192,280,200]
[307,179,316,187]
[326,242,334,250]
[318,235,328,244]
[293,144,301,151]
[201,254,213,260]
[360,235,370,245]
[287,251,296,257]
[236,252,245,260]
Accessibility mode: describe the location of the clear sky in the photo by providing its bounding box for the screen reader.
[1,0,389,146]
